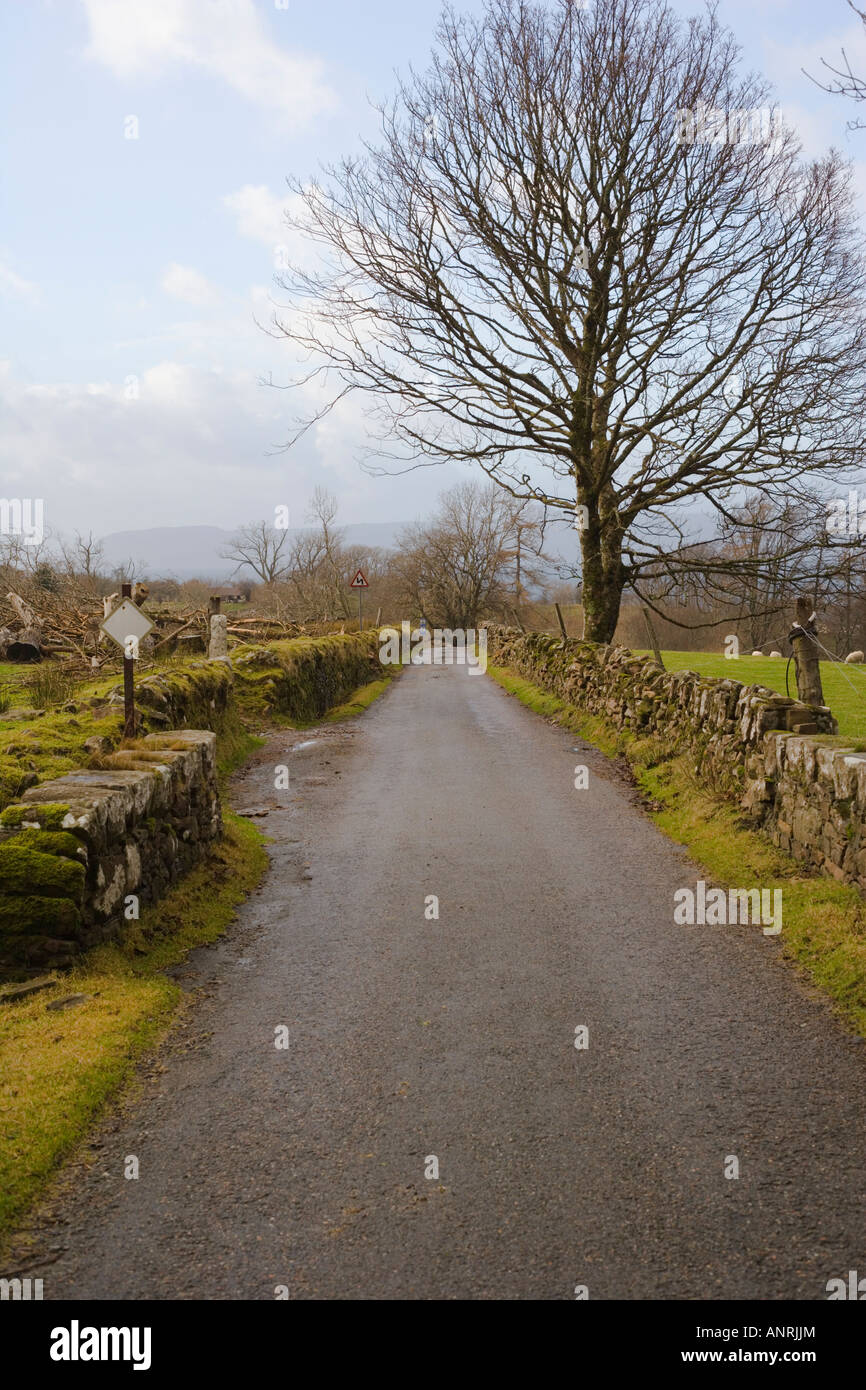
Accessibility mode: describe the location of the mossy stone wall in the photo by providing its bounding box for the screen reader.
[232,633,383,723]
[0,731,220,972]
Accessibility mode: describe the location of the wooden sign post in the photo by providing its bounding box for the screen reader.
[121,583,134,736]
[100,585,154,740]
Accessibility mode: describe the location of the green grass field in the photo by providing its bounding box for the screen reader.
[634,651,866,742]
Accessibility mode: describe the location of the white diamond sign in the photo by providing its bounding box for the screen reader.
[100,599,154,656]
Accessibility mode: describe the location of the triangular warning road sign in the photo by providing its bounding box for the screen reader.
[349,569,369,588]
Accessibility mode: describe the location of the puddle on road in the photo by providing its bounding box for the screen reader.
[291,739,320,752]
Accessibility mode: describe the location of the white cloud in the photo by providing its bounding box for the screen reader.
[0,253,37,299]
[81,0,336,127]
[0,359,304,533]
[766,18,866,70]
[223,184,290,246]
[761,23,866,213]
[222,182,323,276]
[115,281,290,373]
[764,21,866,127]
[161,262,219,305]
[0,357,424,539]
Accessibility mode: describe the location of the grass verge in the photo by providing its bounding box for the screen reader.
[0,810,268,1247]
[487,663,866,1038]
[320,668,400,724]
[255,666,399,730]
[0,660,394,1246]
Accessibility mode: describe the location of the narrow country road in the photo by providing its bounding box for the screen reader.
[25,664,866,1299]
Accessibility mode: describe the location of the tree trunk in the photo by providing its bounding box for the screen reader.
[792,597,825,707]
[582,572,624,642]
[5,592,43,661]
[579,494,626,643]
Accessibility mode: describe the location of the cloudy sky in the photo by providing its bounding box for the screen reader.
[2,0,866,542]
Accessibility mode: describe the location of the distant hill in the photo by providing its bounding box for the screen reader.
[99,522,408,581]
[99,519,585,581]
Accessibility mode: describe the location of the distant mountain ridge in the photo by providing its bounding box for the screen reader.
[99,520,582,581]
[99,523,408,580]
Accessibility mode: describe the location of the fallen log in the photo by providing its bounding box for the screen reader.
[6,591,38,628]
[152,614,205,650]
[7,625,42,662]
[4,591,43,660]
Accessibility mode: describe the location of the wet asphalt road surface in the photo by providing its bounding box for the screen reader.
[19,663,866,1299]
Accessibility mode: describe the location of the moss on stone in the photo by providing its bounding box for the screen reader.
[6,828,84,859]
[232,633,383,725]
[1,802,72,830]
[0,838,85,900]
[0,892,81,936]
[0,660,235,815]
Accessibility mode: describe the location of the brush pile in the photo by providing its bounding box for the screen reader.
[0,583,320,666]
[0,588,103,662]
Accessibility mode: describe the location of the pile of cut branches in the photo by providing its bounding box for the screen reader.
[0,587,104,663]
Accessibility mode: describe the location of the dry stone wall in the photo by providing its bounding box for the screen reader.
[0,631,388,974]
[0,731,220,971]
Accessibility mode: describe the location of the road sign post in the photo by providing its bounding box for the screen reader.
[349,568,369,631]
[123,666,135,736]
[122,585,135,736]
[100,586,155,740]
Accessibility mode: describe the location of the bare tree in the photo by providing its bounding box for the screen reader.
[267,491,383,620]
[1,525,57,578]
[805,2,866,127]
[393,480,525,627]
[0,532,27,576]
[220,521,291,586]
[281,529,328,615]
[58,530,105,588]
[499,502,552,608]
[308,487,351,616]
[274,0,866,641]
[111,556,148,586]
[73,530,105,580]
